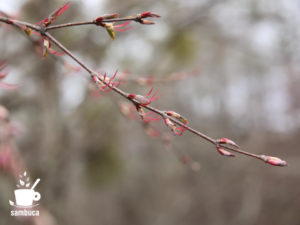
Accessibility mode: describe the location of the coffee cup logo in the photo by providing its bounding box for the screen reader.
[9,171,41,208]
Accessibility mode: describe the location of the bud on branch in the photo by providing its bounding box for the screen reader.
[37,1,70,27]
[92,71,122,92]
[136,11,161,25]
[260,155,287,167]
[0,3,287,169]
[128,87,161,106]
[216,146,235,157]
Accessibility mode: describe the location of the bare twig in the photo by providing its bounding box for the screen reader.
[0,8,287,167]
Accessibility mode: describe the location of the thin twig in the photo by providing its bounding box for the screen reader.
[45,17,144,31]
[0,13,287,167]
[45,21,94,30]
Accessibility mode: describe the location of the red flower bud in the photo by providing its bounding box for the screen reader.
[164,117,186,136]
[165,110,188,124]
[128,94,136,99]
[166,110,180,118]
[140,12,161,18]
[216,138,239,148]
[94,14,119,25]
[94,17,104,25]
[216,146,235,157]
[139,19,155,25]
[260,155,287,167]
[92,75,99,83]
[164,118,175,130]
[127,87,160,106]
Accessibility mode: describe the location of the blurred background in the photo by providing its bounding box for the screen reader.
[0,0,299,225]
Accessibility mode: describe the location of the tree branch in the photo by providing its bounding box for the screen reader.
[0,10,287,167]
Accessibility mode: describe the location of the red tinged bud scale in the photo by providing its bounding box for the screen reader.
[37,2,70,27]
[216,146,235,157]
[139,19,155,25]
[260,155,287,167]
[128,87,160,106]
[216,138,239,148]
[140,12,161,18]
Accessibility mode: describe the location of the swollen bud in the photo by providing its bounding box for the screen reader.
[128,93,149,105]
[165,110,188,124]
[216,138,239,148]
[94,14,119,26]
[136,12,161,25]
[139,19,155,25]
[260,155,287,167]
[164,118,176,133]
[132,95,151,106]
[140,12,161,18]
[163,117,185,136]
[94,17,104,25]
[216,146,235,157]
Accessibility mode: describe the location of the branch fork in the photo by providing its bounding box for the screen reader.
[0,2,287,168]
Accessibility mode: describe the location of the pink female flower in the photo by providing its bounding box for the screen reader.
[164,118,186,136]
[136,105,161,123]
[128,87,161,106]
[92,71,123,92]
[164,110,188,136]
